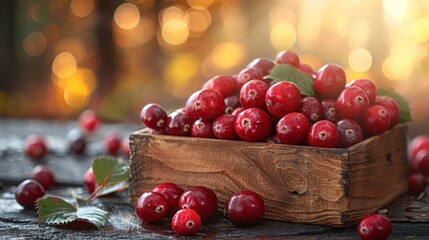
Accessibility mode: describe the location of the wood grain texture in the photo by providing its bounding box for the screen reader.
[128,125,408,227]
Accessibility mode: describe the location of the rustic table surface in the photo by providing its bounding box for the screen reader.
[1,118,429,239]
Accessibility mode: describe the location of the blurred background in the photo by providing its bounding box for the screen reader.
[0,0,428,124]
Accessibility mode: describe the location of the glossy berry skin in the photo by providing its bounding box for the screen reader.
[358,214,392,240]
[24,134,48,159]
[193,89,225,120]
[234,108,272,142]
[204,75,237,97]
[231,107,245,116]
[164,110,193,136]
[411,149,429,175]
[409,136,429,163]
[179,186,218,220]
[336,86,370,121]
[172,209,201,236]
[321,99,339,122]
[103,132,121,155]
[83,167,96,194]
[347,79,377,104]
[336,119,363,148]
[298,97,324,124]
[78,109,100,133]
[224,95,241,114]
[314,64,346,99]
[374,96,400,129]
[213,114,238,140]
[135,192,168,223]
[239,80,269,109]
[185,91,200,121]
[275,50,300,68]
[265,81,301,119]
[31,165,55,189]
[140,103,167,130]
[307,120,340,148]
[152,182,184,215]
[225,190,265,226]
[362,105,391,136]
[276,112,310,145]
[246,58,275,76]
[237,68,264,88]
[67,128,86,154]
[299,64,314,77]
[408,173,427,195]
[15,179,45,208]
[191,119,214,138]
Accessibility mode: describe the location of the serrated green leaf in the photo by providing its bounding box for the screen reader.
[377,87,412,123]
[266,64,316,97]
[94,181,129,198]
[76,206,108,229]
[92,156,129,186]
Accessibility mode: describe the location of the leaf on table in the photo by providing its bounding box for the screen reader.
[92,156,129,186]
[377,87,412,123]
[265,64,316,97]
[93,181,129,198]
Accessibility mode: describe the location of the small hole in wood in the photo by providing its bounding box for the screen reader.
[386,153,392,163]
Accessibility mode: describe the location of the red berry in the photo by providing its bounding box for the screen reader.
[265,134,282,144]
[164,110,193,136]
[239,80,269,109]
[299,64,314,77]
[409,136,429,163]
[374,96,400,129]
[408,173,427,195]
[15,179,45,208]
[67,128,86,155]
[213,114,238,140]
[298,97,324,124]
[83,167,96,194]
[412,149,429,175]
[135,192,168,223]
[234,108,272,142]
[321,99,339,122]
[307,120,340,148]
[314,64,346,99]
[191,119,214,138]
[172,209,201,236]
[103,132,121,155]
[204,75,237,97]
[224,95,241,114]
[231,107,245,116]
[358,214,392,240]
[147,127,166,135]
[179,186,218,220]
[336,86,370,121]
[336,119,363,148]
[347,79,377,104]
[362,105,391,136]
[276,112,310,145]
[225,190,265,226]
[24,134,48,159]
[152,182,184,215]
[185,91,200,121]
[237,68,264,88]
[265,81,301,118]
[78,109,100,133]
[193,89,225,120]
[246,58,275,76]
[30,165,55,189]
[275,50,300,68]
[140,103,167,130]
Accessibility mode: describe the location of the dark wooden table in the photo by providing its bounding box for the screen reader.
[1,118,429,239]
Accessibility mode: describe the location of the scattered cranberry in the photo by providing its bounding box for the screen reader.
[347,79,377,104]
[78,109,100,133]
[193,89,225,120]
[314,63,346,99]
[224,95,241,114]
[276,112,310,145]
[362,105,391,136]
[231,107,245,116]
[204,75,237,97]
[164,110,193,136]
[140,103,167,130]
[172,209,201,236]
[246,58,275,76]
[321,99,339,122]
[411,149,429,175]
[336,86,370,121]
[336,119,363,148]
[374,96,400,129]
[408,173,427,195]
[239,80,269,109]
[30,165,55,189]
[185,91,200,121]
[67,128,86,155]
[135,192,168,223]
[103,132,121,155]
[83,167,96,194]
[299,64,314,77]
[409,136,429,163]
[191,119,214,138]
[358,214,392,240]
[152,182,184,215]
[234,108,272,142]
[179,186,218,220]
[236,68,264,88]
[275,50,300,68]
[24,134,48,159]
[15,179,45,208]
[225,190,265,226]
[213,114,238,140]
[265,81,301,118]
[298,97,324,124]
[307,120,340,148]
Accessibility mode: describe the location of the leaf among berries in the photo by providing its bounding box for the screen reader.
[377,87,412,123]
[266,64,316,97]
[92,156,129,186]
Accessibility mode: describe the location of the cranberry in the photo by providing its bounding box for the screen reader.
[30,165,55,189]
[83,167,96,194]
[179,186,218,220]
[358,214,392,240]
[121,137,131,157]
[314,64,346,99]
[231,107,245,116]
[78,109,100,133]
[321,99,339,122]
[409,136,429,163]
[362,105,391,136]
[236,68,264,88]
[140,103,167,130]
[299,64,314,77]
[335,119,363,148]
[239,80,269,109]
[298,97,324,124]
[265,81,301,118]
[336,86,370,121]
[191,119,214,138]
[374,96,400,129]
[408,173,427,195]
[213,114,238,140]
[412,149,429,175]
[307,120,340,148]
[347,79,377,104]
[225,190,265,226]
[15,179,45,208]
[246,58,275,76]
[152,182,184,215]
[164,110,193,136]
[24,134,48,159]
[103,132,121,155]
[172,209,201,236]
[67,128,86,154]
[276,112,310,145]
[204,75,237,97]
[224,95,241,114]
[193,89,225,120]
[135,192,168,223]
[234,108,272,142]
[275,50,300,68]
[185,91,200,121]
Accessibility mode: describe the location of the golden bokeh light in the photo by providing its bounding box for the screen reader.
[348,48,372,72]
[349,20,370,47]
[52,52,77,79]
[412,18,429,42]
[270,22,296,51]
[113,17,155,48]
[221,6,247,40]
[23,32,47,57]
[70,0,94,18]
[382,0,408,26]
[345,68,374,82]
[160,6,186,25]
[185,7,211,35]
[114,3,140,30]
[187,0,213,8]
[63,79,90,108]
[54,38,86,61]
[164,53,199,87]
[211,42,245,69]
[161,19,189,45]
[382,56,413,81]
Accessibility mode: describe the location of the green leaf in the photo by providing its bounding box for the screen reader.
[92,156,129,186]
[377,87,412,123]
[266,64,316,97]
[36,196,108,229]
[94,181,129,198]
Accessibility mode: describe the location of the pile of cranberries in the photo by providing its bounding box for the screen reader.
[134,183,264,236]
[140,50,401,148]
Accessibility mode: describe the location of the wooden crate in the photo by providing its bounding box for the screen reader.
[128,125,408,227]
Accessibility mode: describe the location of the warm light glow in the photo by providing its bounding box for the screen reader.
[187,0,213,8]
[161,19,189,45]
[382,56,413,81]
[55,38,86,61]
[270,22,296,50]
[345,68,373,82]
[64,80,90,108]
[382,0,408,26]
[52,52,77,79]
[160,6,185,25]
[23,32,47,57]
[412,18,429,42]
[70,0,94,18]
[211,42,245,69]
[349,20,370,46]
[185,7,211,35]
[164,53,199,86]
[113,17,155,48]
[114,3,140,30]
[348,48,372,72]
[221,6,247,40]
